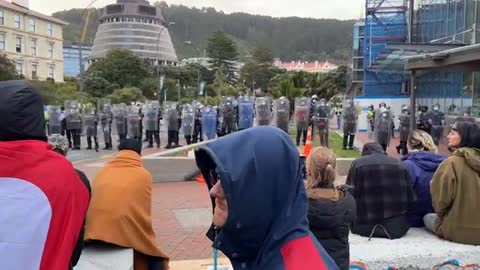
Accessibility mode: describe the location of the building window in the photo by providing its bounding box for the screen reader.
[29,18,35,32]
[14,15,21,29]
[48,65,54,79]
[48,43,54,58]
[30,39,36,56]
[0,10,4,25]
[47,23,53,36]
[0,33,5,50]
[16,62,23,75]
[15,36,22,53]
[31,64,38,80]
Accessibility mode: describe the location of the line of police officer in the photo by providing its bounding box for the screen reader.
[45,99,164,151]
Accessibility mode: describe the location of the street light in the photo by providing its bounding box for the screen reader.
[156,22,175,105]
[184,41,203,98]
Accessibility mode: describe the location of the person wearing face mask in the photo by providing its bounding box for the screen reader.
[374,104,393,152]
[396,105,411,155]
[195,127,339,270]
[425,122,480,245]
[429,104,446,146]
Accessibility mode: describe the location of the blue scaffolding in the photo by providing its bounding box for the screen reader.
[363,0,409,97]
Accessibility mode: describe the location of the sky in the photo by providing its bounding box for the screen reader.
[30,0,364,20]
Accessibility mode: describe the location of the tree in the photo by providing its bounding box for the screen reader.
[240,44,283,92]
[85,49,149,89]
[107,87,146,104]
[206,31,239,84]
[0,54,17,81]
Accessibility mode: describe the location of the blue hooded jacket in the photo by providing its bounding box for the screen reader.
[195,126,339,270]
[402,151,446,227]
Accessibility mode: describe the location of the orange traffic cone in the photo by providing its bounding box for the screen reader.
[302,126,313,157]
[195,173,206,183]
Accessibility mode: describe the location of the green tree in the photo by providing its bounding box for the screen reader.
[0,53,17,81]
[85,49,149,89]
[240,44,283,93]
[107,87,146,104]
[206,31,239,84]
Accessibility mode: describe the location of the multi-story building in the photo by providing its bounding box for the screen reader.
[90,0,177,65]
[63,42,92,78]
[0,0,67,82]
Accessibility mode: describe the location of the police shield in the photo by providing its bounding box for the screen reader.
[294,97,310,131]
[343,101,357,135]
[144,100,160,132]
[255,97,272,126]
[182,104,195,136]
[127,106,141,138]
[399,106,411,143]
[274,97,290,133]
[112,103,127,135]
[222,97,237,134]
[65,100,82,130]
[314,100,331,147]
[164,102,179,131]
[83,108,97,137]
[98,99,113,145]
[202,106,217,140]
[47,105,62,134]
[238,96,254,130]
[375,108,393,147]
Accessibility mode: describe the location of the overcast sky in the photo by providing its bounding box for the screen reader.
[30,0,364,20]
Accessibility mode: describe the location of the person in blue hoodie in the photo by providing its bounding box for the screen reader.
[401,130,446,227]
[195,126,339,270]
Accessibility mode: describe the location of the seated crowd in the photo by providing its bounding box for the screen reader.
[0,80,479,270]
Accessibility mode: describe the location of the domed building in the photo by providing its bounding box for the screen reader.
[89,0,177,65]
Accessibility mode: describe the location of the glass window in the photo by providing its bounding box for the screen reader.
[30,39,36,56]
[0,33,5,50]
[15,62,22,75]
[48,65,54,79]
[15,36,22,53]
[29,18,35,32]
[48,43,54,58]
[31,64,37,80]
[14,15,21,29]
[0,10,4,25]
[47,23,53,36]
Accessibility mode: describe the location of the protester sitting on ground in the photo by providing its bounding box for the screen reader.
[305,147,356,270]
[0,80,90,270]
[47,134,92,269]
[84,139,169,270]
[346,142,416,239]
[195,126,339,270]
[425,121,480,245]
[401,130,446,228]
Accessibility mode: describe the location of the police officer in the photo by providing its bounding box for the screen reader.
[192,104,203,143]
[396,105,411,155]
[342,99,357,150]
[429,104,445,146]
[314,98,331,148]
[417,105,432,133]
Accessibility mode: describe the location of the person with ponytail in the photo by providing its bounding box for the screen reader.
[401,130,446,227]
[306,147,356,270]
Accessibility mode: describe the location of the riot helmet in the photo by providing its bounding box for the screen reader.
[379,102,387,109]
[311,95,318,104]
[421,106,428,113]
[433,104,440,112]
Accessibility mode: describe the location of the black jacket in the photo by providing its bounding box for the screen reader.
[307,186,356,270]
[70,169,91,269]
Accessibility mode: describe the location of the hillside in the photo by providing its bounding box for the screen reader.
[52,2,355,62]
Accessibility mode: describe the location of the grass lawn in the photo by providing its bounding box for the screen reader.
[290,130,360,159]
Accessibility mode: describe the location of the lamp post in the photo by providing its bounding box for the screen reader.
[156,22,175,105]
[184,41,203,98]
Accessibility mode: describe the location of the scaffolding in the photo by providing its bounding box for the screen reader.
[414,0,480,112]
[364,0,409,96]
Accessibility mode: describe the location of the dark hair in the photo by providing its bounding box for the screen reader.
[362,142,385,156]
[453,122,480,149]
[118,139,142,155]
